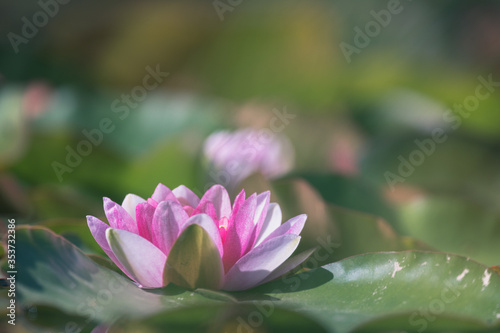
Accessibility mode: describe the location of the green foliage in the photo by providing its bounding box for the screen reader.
[398,195,500,267]
[3,2,500,332]
[14,227,500,333]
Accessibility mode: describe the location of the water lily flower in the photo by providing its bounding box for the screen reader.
[203,128,294,189]
[87,183,308,291]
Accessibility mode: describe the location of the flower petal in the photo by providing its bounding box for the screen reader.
[104,197,138,234]
[151,183,177,203]
[182,214,223,257]
[258,247,315,285]
[222,234,301,291]
[106,228,167,288]
[231,189,246,214]
[136,202,156,242]
[253,191,270,226]
[254,203,282,246]
[248,191,270,247]
[164,224,224,290]
[223,193,257,272]
[121,194,145,222]
[200,185,231,220]
[172,185,200,208]
[262,214,307,243]
[192,200,217,222]
[152,200,189,255]
[87,216,134,280]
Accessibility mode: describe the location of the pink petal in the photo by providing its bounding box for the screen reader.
[106,228,167,288]
[247,191,270,247]
[86,216,134,280]
[152,200,189,255]
[253,191,270,226]
[223,193,257,272]
[151,183,177,203]
[258,247,315,285]
[231,189,246,215]
[183,206,195,216]
[254,203,282,246]
[200,185,231,219]
[192,200,217,221]
[262,214,307,243]
[172,185,200,208]
[136,202,156,242]
[121,194,145,222]
[222,234,301,291]
[104,197,138,234]
[181,214,223,257]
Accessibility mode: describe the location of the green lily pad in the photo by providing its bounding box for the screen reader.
[14,225,327,332]
[398,195,500,267]
[328,205,431,262]
[16,227,161,319]
[110,304,329,333]
[12,225,500,332]
[251,251,500,333]
[295,173,399,231]
[40,218,105,255]
[14,226,220,331]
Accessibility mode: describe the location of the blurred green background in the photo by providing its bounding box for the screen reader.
[2,0,500,258]
[2,0,500,332]
[2,0,500,259]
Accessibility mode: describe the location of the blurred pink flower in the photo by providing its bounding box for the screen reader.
[87,183,307,291]
[203,129,294,188]
[21,81,53,119]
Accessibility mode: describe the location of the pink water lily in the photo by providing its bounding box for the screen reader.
[87,183,308,291]
[203,128,294,188]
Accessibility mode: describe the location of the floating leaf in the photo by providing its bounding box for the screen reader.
[398,195,500,267]
[328,204,430,262]
[296,173,400,231]
[110,304,329,333]
[15,226,220,331]
[40,218,105,254]
[252,251,500,333]
[12,226,500,332]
